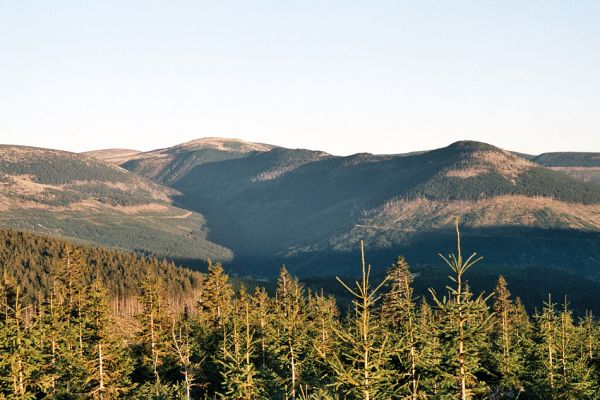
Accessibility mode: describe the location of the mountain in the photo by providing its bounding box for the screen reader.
[82,148,141,163]
[0,145,232,264]
[532,152,600,184]
[102,137,277,185]
[13,139,600,284]
[106,139,600,280]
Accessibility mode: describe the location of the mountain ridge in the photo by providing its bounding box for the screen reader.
[4,139,600,281]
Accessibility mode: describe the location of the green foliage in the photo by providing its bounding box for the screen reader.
[326,241,393,399]
[0,227,201,306]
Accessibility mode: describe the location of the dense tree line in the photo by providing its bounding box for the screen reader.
[0,228,201,310]
[0,223,598,399]
[410,167,600,205]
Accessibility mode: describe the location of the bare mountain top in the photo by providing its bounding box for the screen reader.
[99,137,279,184]
[177,137,275,152]
[82,148,141,163]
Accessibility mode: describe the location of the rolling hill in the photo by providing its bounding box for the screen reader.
[0,145,232,264]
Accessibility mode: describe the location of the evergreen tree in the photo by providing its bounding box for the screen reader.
[135,274,170,385]
[81,280,133,399]
[429,221,492,399]
[170,308,202,400]
[269,266,312,400]
[326,241,392,400]
[218,294,265,399]
[382,256,423,399]
[0,286,45,399]
[489,276,527,398]
[197,261,234,327]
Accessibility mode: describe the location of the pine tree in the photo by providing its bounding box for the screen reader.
[81,280,133,399]
[489,276,527,398]
[530,295,557,399]
[135,274,170,386]
[170,308,202,400]
[415,299,444,396]
[554,299,597,398]
[325,241,391,400]
[0,285,45,399]
[382,256,423,399]
[218,295,265,399]
[196,261,235,396]
[269,266,312,400]
[303,291,338,394]
[429,220,492,400]
[198,261,234,327]
[251,287,271,371]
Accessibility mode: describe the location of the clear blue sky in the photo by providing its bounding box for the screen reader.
[1,1,598,155]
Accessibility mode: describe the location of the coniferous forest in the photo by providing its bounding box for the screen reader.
[1,223,599,399]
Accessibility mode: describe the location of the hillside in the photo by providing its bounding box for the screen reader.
[533,152,600,167]
[0,145,232,263]
[532,152,600,184]
[168,141,600,279]
[0,227,202,308]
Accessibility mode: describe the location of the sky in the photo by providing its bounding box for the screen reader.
[1,1,599,156]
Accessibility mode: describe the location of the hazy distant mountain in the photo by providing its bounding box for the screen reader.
[0,145,232,263]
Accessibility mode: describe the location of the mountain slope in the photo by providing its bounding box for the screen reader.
[167,141,600,279]
[0,145,232,263]
[532,152,600,184]
[0,227,202,308]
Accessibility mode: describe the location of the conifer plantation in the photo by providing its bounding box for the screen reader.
[0,224,598,399]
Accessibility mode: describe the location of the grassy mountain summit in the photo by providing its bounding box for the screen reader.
[100,137,277,185]
[82,148,141,163]
[0,145,232,263]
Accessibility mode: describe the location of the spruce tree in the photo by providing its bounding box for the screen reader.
[382,256,423,399]
[81,280,133,399]
[269,266,312,400]
[197,261,234,328]
[0,286,44,399]
[489,276,527,398]
[326,241,391,400]
[218,295,265,399]
[429,220,492,399]
[135,274,170,385]
[170,308,202,400]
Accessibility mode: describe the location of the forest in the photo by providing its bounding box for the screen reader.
[0,224,598,399]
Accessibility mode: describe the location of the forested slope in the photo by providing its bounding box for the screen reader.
[0,145,232,263]
[0,227,202,308]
